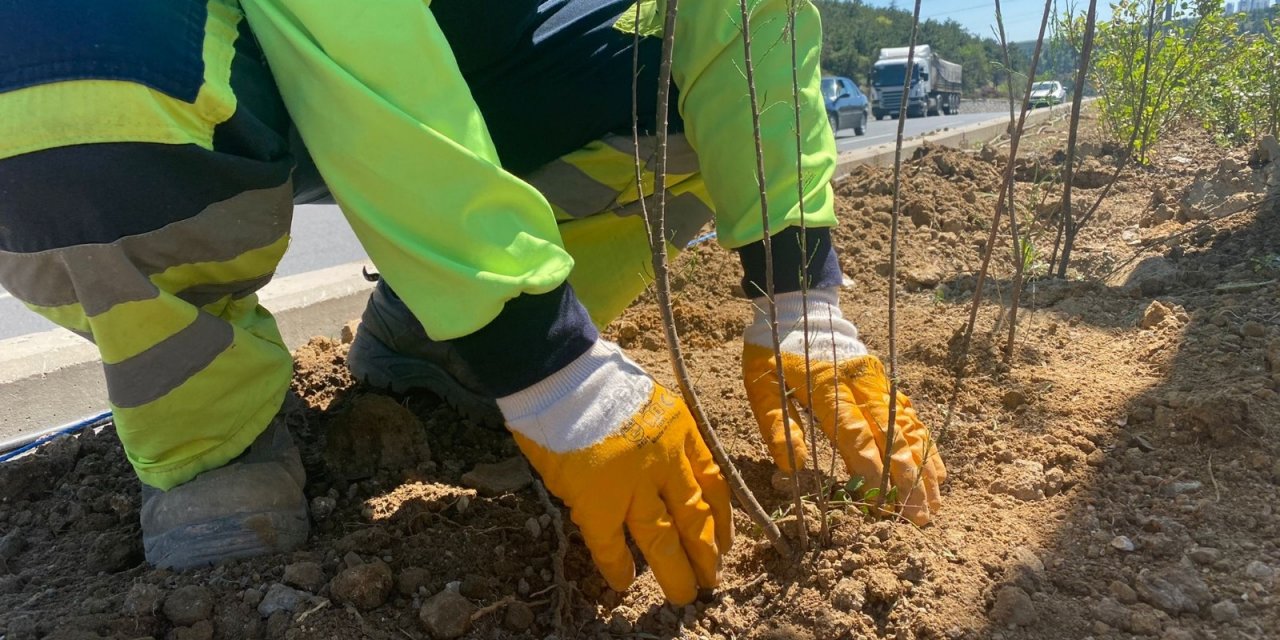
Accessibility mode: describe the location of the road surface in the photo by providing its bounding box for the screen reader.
[0,110,1006,342]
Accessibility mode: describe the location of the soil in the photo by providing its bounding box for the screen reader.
[2,109,1278,640]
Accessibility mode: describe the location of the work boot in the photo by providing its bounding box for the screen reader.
[140,415,309,570]
[348,281,503,428]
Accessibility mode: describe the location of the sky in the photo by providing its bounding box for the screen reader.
[861,1,1116,42]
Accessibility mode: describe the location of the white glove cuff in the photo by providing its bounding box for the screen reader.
[744,288,868,360]
[496,340,653,453]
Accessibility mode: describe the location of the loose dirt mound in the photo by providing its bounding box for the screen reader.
[3,117,1278,639]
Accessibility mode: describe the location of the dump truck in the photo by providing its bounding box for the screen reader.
[871,45,963,119]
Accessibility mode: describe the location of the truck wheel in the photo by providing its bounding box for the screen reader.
[828,113,839,134]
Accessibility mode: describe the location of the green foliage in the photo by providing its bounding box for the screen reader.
[813,0,1035,94]
[1090,1,1241,159]
[1202,20,1280,144]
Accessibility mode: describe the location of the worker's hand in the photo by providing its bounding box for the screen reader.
[742,288,945,525]
[498,341,733,605]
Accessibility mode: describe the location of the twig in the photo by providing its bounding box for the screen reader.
[296,598,331,623]
[636,0,790,557]
[1000,0,1054,365]
[786,0,829,545]
[877,0,923,515]
[469,596,516,622]
[1208,455,1221,502]
[1051,0,1099,274]
[532,480,570,632]
[938,0,1052,442]
[738,0,809,550]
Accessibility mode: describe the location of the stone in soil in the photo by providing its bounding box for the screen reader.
[258,583,310,618]
[1135,567,1211,614]
[163,585,215,626]
[1210,599,1240,622]
[330,559,394,610]
[283,561,326,593]
[419,589,477,639]
[1092,597,1132,630]
[989,586,1037,627]
[1244,560,1275,583]
[310,495,337,521]
[503,600,535,631]
[988,460,1047,501]
[1110,580,1138,605]
[0,527,25,561]
[123,582,164,617]
[460,457,533,496]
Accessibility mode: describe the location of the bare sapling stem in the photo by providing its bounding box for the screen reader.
[1056,0,1098,278]
[786,0,829,545]
[939,0,1052,440]
[737,0,809,552]
[876,0,922,514]
[638,0,791,556]
[1003,0,1054,364]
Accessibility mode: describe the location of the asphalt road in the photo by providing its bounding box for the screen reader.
[0,110,1006,342]
[834,108,1007,153]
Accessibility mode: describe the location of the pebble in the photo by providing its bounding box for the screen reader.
[1244,560,1275,583]
[1111,536,1136,552]
[1187,547,1221,565]
[526,517,542,539]
[989,586,1037,627]
[504,601,535,631]
[311,496,337,521]
[418,589,476,639]
[1210,599,1240,623]
[1160,481,1202,497]
[1091,597,1131,630]
[163,585,215,626]
[1044,468,1065,497]
[257,583,309,618]
[330,560,394,610]
[1243,321,1267,337]
[283,561,326,593]
[459,457,533,496]
[1135,567,1211,614]
[123,582,164,617]
[242,588,263,607]
[1109,580,1138,605]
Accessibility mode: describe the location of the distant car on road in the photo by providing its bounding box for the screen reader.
[822,76,868,136]
[1027,81,1067,108]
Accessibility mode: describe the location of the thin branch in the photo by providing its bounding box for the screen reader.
[938,0,1052,441]
[786,0,829,545]
[640,0,791,557]
[739,0,808,551]
[877,0,922,513]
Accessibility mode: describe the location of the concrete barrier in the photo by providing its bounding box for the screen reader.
[834,101,1085,175]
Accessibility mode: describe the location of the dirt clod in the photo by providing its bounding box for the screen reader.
[163,585,215,626]
[989,459,1047,501]
[459,457,532,496]
[324,394,431,480]
[418,589,476,639]
[503,600,535,631]
[330,559,393,610]
[283,561,326,593]
[989,586,1037,627]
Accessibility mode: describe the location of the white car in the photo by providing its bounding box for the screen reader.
[1027,81,1067,108]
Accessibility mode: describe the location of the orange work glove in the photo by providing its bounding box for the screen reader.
[742,288,945,524]
[497,341,733,605]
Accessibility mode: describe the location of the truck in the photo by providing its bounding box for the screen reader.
[870,45,963,119]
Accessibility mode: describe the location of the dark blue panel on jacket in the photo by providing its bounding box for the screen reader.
[0,0,207,102]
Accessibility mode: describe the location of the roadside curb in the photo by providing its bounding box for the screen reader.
[835,101,1084,174]
[0,262,375,445]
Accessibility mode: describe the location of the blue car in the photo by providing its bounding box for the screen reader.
[822,76,868,136]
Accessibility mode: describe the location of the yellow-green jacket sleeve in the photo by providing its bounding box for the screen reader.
[241,0,574,340]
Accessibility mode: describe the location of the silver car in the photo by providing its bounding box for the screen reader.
[1027,81,1067,108]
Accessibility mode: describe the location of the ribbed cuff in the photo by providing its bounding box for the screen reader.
[743,288,868,360]
[496,340,654,453]
[737,226,842,299]
[450,283,597,397]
